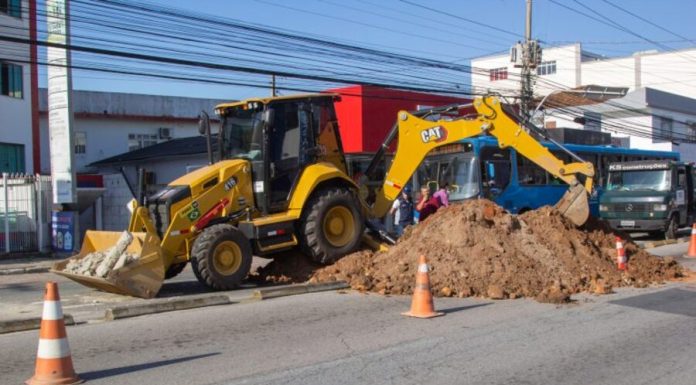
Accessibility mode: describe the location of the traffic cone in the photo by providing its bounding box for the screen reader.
[402,255,444,319]
[686,223,696,258]
[26,282,82,385]
[615,236,627,271]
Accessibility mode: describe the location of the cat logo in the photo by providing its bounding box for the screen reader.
[420,126,447,143]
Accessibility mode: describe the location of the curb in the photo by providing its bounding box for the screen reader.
[643,237,689,249]
[1,281,351,332]
[0,266,51,276]
[104,294,233,320]
[0,314,74,334]
[253,281,350,300]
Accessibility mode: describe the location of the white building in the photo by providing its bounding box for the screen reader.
[0,0,37,174]
[38,89,229,174]
[472,44,696,161]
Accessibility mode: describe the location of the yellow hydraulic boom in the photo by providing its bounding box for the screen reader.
[366,95,595,226]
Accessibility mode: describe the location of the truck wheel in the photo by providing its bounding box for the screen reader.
[665,215,679,240]
[300,188,364,264]
[191,224,253,290]
[164,262,187,279]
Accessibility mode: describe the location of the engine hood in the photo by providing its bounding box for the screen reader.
[169,159,250,197]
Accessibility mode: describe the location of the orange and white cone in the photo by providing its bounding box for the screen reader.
[616,236,627,271]
[402,255,444,319]
[26,282,82,385]
[686,223,696,258]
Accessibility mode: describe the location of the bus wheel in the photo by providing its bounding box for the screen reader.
[665,215,678,240]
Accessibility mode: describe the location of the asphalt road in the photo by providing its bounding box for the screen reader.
[2,281,696,385]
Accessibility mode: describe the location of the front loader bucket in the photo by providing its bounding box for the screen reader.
[554,184,590,227]
[52,231,165,299]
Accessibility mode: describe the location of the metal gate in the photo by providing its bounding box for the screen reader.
[1,173,52,254]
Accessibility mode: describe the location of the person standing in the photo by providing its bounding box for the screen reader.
[390,186,414,237]
[433,182,450,207]
[416,185,441,223]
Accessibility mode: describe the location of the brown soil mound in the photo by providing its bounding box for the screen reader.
[254,200,684,303]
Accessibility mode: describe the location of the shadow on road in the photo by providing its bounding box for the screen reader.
[610,288,696,318]
[440,302,492,314]
[79,352,220,380]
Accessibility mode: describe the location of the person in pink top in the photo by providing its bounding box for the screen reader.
[433,182,449,207]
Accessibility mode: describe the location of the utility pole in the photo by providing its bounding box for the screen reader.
[271,74,277,97]
[513,0,541,121]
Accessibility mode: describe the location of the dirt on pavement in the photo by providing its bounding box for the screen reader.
[252,200,684,303]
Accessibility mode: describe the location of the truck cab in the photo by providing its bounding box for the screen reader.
[599,160,695,239]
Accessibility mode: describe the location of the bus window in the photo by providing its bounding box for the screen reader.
[578,152,600,186]
[517,155,546,185]
[480,147,510,199]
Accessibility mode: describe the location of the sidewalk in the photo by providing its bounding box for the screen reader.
[0,255,60,275]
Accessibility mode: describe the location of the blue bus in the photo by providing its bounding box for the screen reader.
[413,136,680,216]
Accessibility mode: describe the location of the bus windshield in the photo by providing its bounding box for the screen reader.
[607,169,671,192]
[416,155,479,200]
[221,107,264,160]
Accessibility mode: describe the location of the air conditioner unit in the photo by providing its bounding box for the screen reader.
[158,127,172,139]
[510,43,522,67]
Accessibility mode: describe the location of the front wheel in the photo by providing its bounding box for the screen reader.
[191,224,253,290]
[665,215,679,240]
[300,188,364,264]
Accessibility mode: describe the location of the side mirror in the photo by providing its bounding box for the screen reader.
[262,109,274,127]
[198,110,210,135]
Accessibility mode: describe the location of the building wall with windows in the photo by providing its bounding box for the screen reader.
[0,0,33,173]
[472,44,696,154]
[38,89,228,173]
[471,44,580,96]
[472,44,696,99]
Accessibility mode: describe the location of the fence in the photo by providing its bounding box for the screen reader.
[0,173,52,254]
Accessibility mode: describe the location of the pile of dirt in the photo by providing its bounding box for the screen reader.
[254,200,684,303]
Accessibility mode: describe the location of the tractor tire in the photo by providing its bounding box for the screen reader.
[300,188,364,265]
[190,224,253,290]
[164,262,187,280]
[665,214,679,240]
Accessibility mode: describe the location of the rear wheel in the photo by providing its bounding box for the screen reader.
[300,188,364,264]
[191,224,253,290]
[665,214,679,240]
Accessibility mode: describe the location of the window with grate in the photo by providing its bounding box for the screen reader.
[489,67,508,81]
[74,131,86,154]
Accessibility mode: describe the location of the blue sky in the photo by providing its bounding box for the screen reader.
[59,0,696,100]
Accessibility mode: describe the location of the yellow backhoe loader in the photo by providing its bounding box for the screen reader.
[52,94,594,298]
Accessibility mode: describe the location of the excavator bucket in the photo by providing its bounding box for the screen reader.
[554,184,590,226]
[52,231,166,299]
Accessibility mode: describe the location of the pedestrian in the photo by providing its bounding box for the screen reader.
[433,181,449,207]
[390,186,414,237]
[416,185,440,223]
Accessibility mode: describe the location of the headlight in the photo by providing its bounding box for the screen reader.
[599,204,609,212]
[653,203,668,211]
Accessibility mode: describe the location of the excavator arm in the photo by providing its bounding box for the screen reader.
[367,96,595,226]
